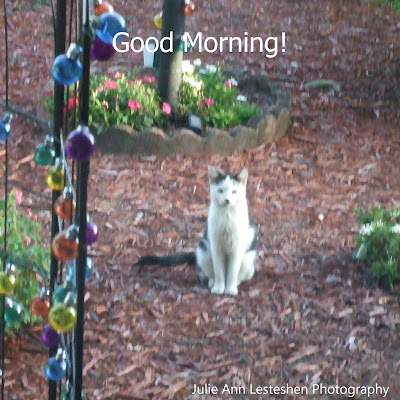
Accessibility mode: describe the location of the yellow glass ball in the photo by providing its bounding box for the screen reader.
[154,12,162,29]
[46,161,65,191]
[0,272,16,294]
[49,303,77,332]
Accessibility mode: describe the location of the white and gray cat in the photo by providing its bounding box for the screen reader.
[134,166,257,296]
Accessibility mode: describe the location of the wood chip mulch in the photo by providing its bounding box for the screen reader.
[1,0,400,399]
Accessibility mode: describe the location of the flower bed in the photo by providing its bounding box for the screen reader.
[37,61,291,156]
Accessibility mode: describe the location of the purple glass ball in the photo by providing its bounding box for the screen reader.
[86,222,99,245]
[90,36,116,61]
[65,125,95,162]
[41,323,61,347]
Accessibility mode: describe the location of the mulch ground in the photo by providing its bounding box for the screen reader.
[1,0,400,399]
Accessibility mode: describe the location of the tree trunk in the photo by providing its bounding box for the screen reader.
[158,0,185,109]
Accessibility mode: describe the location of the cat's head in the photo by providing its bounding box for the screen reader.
[208,166,248,207]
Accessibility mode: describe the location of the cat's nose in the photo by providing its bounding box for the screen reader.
[224,199,230,205]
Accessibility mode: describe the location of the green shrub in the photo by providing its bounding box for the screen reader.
[370,0,400,12]
[354,205,400,289]
[0,189,49,331]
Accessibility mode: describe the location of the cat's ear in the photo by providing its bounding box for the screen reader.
[235,166,248,185]
[208,165,225,183]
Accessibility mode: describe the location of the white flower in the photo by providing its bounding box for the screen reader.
[182,60,194,74]
[390,224,400,234]
[198,68,206,74]
[205,64,217,73]
[359,223,374,236]
[184,76,203,91]
[236,94,247,102]
[226,77,238,87]
[193,58,201,67]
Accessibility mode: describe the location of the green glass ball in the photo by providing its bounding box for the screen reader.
[34,143,56,165]
[5,299,23,324]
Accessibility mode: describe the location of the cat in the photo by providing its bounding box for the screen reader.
[134,166,258,296]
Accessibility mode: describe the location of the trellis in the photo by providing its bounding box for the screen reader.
[0,0,106,396]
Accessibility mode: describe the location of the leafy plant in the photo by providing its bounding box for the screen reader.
[370,0,400,12]
[354,205,400,289]
[0,189,49,331]
[179,60,259,129]
[44,61,259,133]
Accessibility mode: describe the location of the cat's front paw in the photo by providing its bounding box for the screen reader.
[224,285,238,296]
[208,278,215,289]
[211,282,225,295]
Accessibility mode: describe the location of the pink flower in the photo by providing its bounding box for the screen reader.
[203,97,215,106]
[68,97,79,109]
[44,89,53,97]
[142,75,156,84]
[14,188,23,205]
[224,78,238,87]
[26,208,37,220]
[96,86,104,93]
[128,99,141,110]
[24,235,32,246]
[103,100,109,110]
[114,71,122,78]
[104,80,118,89]
[162,102,172,114]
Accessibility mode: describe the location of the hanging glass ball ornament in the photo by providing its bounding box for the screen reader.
[94,0,114,16]
[86,221,99,245]
[46,157,65,191]
[67,257,93,280]
[183,0,196,15]
[52,225,79,262]
[84,257,94,279]
[34,135,56,166]
[41,323,61,347]
[52,43,82,86]
[65,125,95,162]
[54,186,76,220]
[90,35,116,61]
[154,12,163,29]
[53,277,74,304]
[49,293,77,332]
[0,113,12,141]
[95,12,126,44]
[5,297,23,325]
[45,349,67,381]
[30,287,51,317]
[0,264,17,294]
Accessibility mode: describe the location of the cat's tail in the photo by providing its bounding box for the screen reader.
[133,251,196,267]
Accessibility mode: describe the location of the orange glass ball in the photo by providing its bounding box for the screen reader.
[31,296,51,317]
[54,188,75,220]
[52,227,79,262]
[183,1,196,15]
[94,0,114,16]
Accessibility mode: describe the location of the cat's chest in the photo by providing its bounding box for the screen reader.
[210,209,246,251]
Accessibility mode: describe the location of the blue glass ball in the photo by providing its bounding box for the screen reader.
[96,12,126,44]
[67,257,93,280]
[52,54,82,85]
[0,118,11,141]
[45,357,66,381]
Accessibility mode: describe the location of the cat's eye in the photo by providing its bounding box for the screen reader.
[218,188,223,193]
[232,190,237,194]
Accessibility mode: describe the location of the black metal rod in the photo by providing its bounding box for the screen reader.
[49,0,67,398]
[74,1,91,397]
